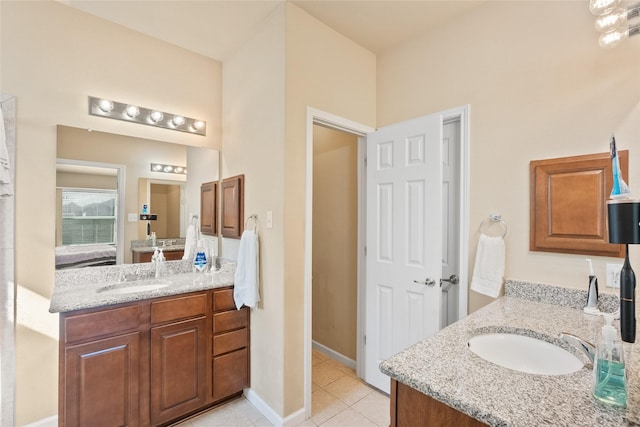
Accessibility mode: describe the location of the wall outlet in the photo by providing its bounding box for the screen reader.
[128,213,138,222]
[606,263,623,288]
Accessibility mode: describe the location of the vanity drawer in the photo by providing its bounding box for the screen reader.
[151,293,207,325]
[213,308,248,333]
[64,304,141,344]
[213,328,248,356]
[213,287,235,312]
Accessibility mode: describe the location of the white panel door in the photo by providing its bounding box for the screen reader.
[364,114,442,393]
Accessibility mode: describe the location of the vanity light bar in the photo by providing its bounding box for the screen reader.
[150,163,187,175]
[88,96,206,136]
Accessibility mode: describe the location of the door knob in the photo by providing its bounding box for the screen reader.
[440,275,459,286]
[413,277,436,287]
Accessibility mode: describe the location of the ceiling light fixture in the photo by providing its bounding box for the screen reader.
[88,96,207,136]
[589,0,640,48]
[150,163,187,175]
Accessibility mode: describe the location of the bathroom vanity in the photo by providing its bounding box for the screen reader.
[51,260,248,427]
[381,281,640,426]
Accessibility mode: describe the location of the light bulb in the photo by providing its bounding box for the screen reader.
[164,165,173,173]
[589,0,621,15]
[151,163,163,171]
[97,99,113,113]
[171,115,185,127]
[599,28,628,48]
[190,120,205,132]
[595,8,627,32]
[149,111,164,124]
[174,167,184,173]
[125,105,140,119]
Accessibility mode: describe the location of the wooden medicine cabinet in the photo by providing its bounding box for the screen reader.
[530,150,628,257]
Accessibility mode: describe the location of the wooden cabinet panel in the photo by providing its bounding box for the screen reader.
[62,332,140,427]
[221,175,244,239]
[151,293,207,325]
[150,317,208,425]
[213,288,235,312]
[530,151,627,257]
[391,380,485,427]
[201,181,218,236]
[213,328,248,356]
[213,308,248,333]
[212,348,248,402]
[64,305,140,344]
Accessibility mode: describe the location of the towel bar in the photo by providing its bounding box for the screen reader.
[479,214,507,239]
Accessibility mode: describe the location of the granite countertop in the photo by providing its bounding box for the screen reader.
[50,258,235,313]
[380,280,640,426]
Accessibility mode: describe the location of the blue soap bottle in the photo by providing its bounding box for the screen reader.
[593,314,627,408]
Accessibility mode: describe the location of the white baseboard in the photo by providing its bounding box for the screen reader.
[312,340,356,370]
[244,388,306,427]
[22,415,58,427]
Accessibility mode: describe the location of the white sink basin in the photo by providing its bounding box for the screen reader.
[97,281,170,295]
[467,333,584,375]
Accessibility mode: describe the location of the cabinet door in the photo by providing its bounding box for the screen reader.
[212,348,248,402]
[63,332,140,427]
[200,181,218,236]
[220,175,244,238]
[150,317,207,425]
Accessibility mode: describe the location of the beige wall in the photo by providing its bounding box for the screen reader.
[284,3,376,415]
[312,125,358,360]
[1,1,222,423]
[376,1,640,313]
[222,4,287,416]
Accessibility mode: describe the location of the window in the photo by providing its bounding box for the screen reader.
[61,188,117,245]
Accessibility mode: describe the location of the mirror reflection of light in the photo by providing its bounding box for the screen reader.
[97,99,113,114]
[16,285,59,341]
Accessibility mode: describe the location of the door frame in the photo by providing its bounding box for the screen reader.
[303,105,470,418]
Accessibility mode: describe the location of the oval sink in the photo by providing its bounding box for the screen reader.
[97,281,170,295]
[467,333,583,375]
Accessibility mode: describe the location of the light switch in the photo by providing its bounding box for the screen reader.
[267,210,273,229]
[128,213,138,222]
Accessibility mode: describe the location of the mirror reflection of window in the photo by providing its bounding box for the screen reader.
[61,188,117,245]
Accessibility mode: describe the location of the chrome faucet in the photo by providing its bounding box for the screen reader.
[559,333,595,364]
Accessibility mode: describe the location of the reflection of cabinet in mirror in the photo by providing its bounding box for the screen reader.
[201,181,218,236]
[221,175,245,239]
[530,151,628,257]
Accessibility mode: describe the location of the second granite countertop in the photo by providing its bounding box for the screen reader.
[380,281,639,426]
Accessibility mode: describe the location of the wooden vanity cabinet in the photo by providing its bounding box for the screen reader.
[149,293,209,425]
[390,380,486,427]
[59,304,143,427]
[132,248,184,263]
[212,287,249,402]
[59,287,250,427]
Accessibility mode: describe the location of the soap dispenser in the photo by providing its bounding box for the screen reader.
[593,314,627,408]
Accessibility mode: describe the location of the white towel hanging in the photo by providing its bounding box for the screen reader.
[470,233,505,298]
[234,226,260,309]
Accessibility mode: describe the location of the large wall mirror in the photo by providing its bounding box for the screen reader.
[55,125,219,269]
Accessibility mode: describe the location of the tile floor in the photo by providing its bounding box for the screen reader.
[175,349,390,426]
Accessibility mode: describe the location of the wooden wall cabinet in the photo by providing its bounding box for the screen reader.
[530,151,628,257]
[221,175,244,239]
[59,287,249,427]
[390,380,486,427]
[200,181,218,236]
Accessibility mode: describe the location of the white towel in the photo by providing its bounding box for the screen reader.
[0,108,13,198]
[182,223,197,260]
[234,229,260,309]
[470,234,505,298]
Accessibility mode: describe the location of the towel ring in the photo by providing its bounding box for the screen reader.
[479,214,507,239]
[245,214,258,231]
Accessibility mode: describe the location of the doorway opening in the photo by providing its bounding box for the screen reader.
[304,106,470,419]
